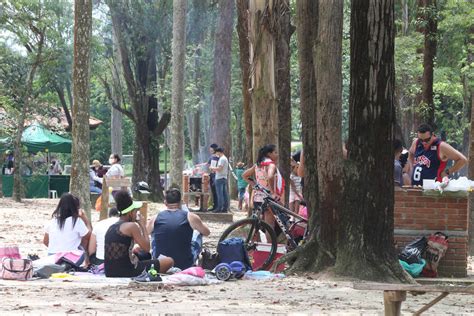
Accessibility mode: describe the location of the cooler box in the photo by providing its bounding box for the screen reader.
[250,243,286,272]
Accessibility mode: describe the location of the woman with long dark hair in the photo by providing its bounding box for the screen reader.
[242,144,285,229]
[43,193,92,255]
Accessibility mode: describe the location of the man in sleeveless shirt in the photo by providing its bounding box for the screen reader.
[409,124,467,186]
[147,188,210,270]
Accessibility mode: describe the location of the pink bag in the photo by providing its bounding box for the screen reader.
[0,245,21,260]
[1,258,33,280]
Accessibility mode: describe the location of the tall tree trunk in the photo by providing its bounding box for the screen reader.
[313,0,344,267]
[188,1,208,165]
[169,0,187,187]
[466,28,474,255]
[418,0,437,127]
[111,107,123,157]
[12,109,27,202]
[286,0,319,272]
[107,2,170,201]
[70,0,92,217]
[469,95,474,256]
[336,0,408,281]
[236,0,253,167]
[234,110,244,162]
[249,0,278,161]
[111,27,123,157]
[402,0,409,36]
[210,0,235,155]
[191,111,200,164]
[12,29,45,202]
[275,0,292,206]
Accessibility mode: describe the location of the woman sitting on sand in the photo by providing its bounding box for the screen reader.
[104,190,174,277]
[43,193,92,257]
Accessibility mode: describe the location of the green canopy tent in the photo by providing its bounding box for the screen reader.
[2,124,72,198]
[21,123,71,153]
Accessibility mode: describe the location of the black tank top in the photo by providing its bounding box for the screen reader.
[152,210,193,270]
[104,221,136,277]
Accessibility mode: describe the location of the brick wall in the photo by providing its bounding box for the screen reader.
[394,188,468,277]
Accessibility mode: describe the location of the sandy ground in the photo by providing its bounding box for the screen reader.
[0,197,473,315]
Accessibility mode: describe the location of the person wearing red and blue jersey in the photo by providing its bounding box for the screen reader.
[409,124,467,186]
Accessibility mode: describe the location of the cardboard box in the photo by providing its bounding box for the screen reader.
[250,243,287,272]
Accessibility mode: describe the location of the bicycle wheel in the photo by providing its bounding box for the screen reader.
[219,218,278,270]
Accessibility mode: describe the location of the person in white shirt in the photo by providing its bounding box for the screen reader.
[88,207,120,265]
[106,153,124,178]
[93,153,124,182]
[43,193,92,260]
[210,147,229,213]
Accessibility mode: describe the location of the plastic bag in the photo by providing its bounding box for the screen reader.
[161,274,221,286]
[398,236,427,264]
[242,271,285,280]
[399,259,426,277]
[177,266,205,278]
[34,264,66,279]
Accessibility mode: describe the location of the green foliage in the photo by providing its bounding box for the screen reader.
[1,0,472,170]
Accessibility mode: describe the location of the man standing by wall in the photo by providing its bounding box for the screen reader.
[409,124,467,185]
[211,147,229,213]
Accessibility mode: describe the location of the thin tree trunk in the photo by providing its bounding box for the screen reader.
[336,0,408,282]
[111,107,122,157]
[234,110,244,162]
[55,85,73,131]
[12,31,45,202]
[469,96,474,256]
[12,109,27,202]
[236,0,253,167]
[249,0,278,161]
[402,0,409,36]
[210,0,235,155]
[70,0,93,217]
[111,27,123,157]
[169,0,187,187]
[188,1,207,165]
[314,0,344,266]
[192,110,200,165]
[466,27,474,255]
[418,0,437,127]
[275,0,292,207]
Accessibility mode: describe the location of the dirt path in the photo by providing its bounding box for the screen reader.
[0,198,473,315]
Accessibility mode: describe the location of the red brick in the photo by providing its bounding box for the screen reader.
[404,202,422,208]
[445,203,468,209]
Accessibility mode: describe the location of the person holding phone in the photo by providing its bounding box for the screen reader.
[104,190,174,277]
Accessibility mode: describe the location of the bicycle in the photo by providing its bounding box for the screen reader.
[218,179,308,270]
